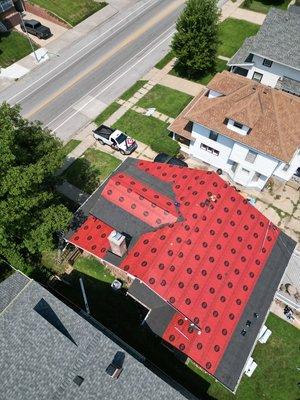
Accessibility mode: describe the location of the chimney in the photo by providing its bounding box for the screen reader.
[108,231,127,257]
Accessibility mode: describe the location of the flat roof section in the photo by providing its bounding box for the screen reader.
[128,279,176,337]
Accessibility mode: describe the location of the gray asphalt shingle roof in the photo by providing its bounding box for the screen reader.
[0,272,188,400]
[228,8,300,70]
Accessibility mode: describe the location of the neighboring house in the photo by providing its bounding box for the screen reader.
[169,71,300,190]
[0,269,190,400]
[228,8,300,97]
[65,157,296,393]
[0,0,23,29]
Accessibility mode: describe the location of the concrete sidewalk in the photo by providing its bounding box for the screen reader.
[231,7,266,24]
[56,181,89,205]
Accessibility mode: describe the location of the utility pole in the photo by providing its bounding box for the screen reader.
[79,277,90,315]
[19,12,39,63]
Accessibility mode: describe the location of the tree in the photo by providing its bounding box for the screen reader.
[0,103,72,274]
[171,0,219,77]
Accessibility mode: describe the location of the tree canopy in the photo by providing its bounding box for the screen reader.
[171,0,219,77]
[0,103,71,274]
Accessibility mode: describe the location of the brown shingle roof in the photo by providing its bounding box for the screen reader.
[169,71,300,162]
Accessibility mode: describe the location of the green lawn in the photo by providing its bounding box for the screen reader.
[188,313,299,400]
[73,256,114,283]
[41,250,68,275]
[112,110,180,156]
[61,139,81,158]
[0,31,39,68]
[120,80,148,101]
[170,58,228,85]
[218,18,260,58]
[94,102,121,126]
[62,148,121,194]
[137,84,193,118]
[155,51,174,69]
[242,0,290,13]
[30,0,107,26]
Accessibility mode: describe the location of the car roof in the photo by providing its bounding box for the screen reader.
[25,19,40,24]
[154,153,188,167]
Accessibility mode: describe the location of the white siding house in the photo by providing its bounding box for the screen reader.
[169,71,300,191]
[189,123,300,190]
[228,9,300,97]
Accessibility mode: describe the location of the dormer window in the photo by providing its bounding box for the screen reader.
[263,59,273,68]
[227,119,250,136]
[207,90,223,99]
[233,121,243,130]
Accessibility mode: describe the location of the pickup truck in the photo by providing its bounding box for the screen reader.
[93,125,138,155]
[21,19,52,39]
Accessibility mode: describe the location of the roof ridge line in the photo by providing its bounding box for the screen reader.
[270,91,289,162]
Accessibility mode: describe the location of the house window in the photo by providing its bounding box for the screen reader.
[282,164,289,172]
[252,172,261,182]
[245,150,257,163]
[209,131,218,141]
[200,143,219,156]
[174,133,191,147]
[263,59,273,68]
[233,121,243,130]
[231,162,238,173]
[252,72,263,82]
[245,53,254,63]
[233,66,248,77]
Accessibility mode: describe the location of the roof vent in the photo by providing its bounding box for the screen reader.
[105,351,125,379]
[73,375,84,386]
[108,231,127,257]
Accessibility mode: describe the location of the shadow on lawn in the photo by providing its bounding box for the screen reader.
[49,269,216,400]
[62,157,99,194]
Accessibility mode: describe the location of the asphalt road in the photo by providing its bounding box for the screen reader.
[0,0,185,141]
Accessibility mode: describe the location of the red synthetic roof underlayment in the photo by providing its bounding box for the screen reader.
[68,215,113,258]
[118,161,280,374]
[102,172,178,227]
[69,160,280,376]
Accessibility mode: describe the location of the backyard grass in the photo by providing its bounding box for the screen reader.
[30,0,107,26]
[188,313,299,400]
[0,31,39,68]
[112,110,180,156]
[155,51,174,69]
[137,84,193,118]
[61,139,81,158]
[218,18,260,58]
[41,250,68,275]
[170,58,228,85]
[120,80,148,101]
[73,256,114,283]
[241,0,290,13]
[94,102,121,126]
[62,148,121,193]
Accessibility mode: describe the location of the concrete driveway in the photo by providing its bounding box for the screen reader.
[15,11,68,47]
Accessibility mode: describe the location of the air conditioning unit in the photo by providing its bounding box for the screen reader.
[108,231,127,257]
